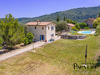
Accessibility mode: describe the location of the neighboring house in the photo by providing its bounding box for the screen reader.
[67,23,75,31]
[26,20,56,42]
[83,18,95,28]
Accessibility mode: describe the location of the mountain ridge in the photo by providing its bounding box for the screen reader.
[18,6,100,24]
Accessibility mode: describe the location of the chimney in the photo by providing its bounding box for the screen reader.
[37,20,40,25]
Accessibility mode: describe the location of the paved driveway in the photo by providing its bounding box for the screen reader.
[0,41,46,61]
[0,36,61,62]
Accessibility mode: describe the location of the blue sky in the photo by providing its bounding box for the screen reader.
[0,0,100,18]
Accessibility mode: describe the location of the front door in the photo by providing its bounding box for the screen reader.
[40,35,45,41]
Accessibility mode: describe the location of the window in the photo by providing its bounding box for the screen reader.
[51,26,54,30]
[35,27,36,29]
[42,27,44,30]
[51,34,54,37]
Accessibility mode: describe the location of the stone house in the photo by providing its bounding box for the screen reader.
[26,20,56,42]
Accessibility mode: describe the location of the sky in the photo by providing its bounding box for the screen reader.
[0,0,100,18]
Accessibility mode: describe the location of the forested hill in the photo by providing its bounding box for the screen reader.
[18,6,100,24]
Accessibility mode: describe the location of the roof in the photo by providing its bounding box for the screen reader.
[88,18,95,21]
[84,18,95,22]
[67,23,75,27]
[26,21,55,26]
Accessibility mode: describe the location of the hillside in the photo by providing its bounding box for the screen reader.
[18,6,100,24]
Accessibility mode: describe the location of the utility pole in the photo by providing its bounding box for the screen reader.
[85,44,87,64]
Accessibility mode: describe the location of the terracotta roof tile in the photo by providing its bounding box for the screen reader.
[26,22,53,26]
[67,23,75,27]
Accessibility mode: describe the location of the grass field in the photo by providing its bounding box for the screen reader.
[0,35,100,75]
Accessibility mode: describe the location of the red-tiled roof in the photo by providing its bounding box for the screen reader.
[26,21,54,26]
[88,18,95,21]
[67,23,75,27]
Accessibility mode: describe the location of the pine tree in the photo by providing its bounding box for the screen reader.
[0,14,25,49]
[0,24,3,49]
[56,14,60,22]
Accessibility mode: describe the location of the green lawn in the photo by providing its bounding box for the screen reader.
[0,35,100,75]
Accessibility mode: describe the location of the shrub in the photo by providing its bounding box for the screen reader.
[24,32,34,45]
[71,27,79,31]
[84,27,89,29]
[24,37,29,45]
[95,25,100,36]
[26,32,34,43]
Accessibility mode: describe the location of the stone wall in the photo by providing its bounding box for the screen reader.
[61,35,86,40]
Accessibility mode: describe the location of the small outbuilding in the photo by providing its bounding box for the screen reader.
[67,23,75,31]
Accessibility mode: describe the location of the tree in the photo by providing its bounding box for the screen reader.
[0,14,25,49]
[66,19,77,24]
[55,21,67,32]
[64,16,66,21]
[56,14,60,22]
[98,13,100,17]
[0,37,3,49]
[75,23,80,30]
[78,22,87,29]
[20,24,29,36]
[95,25,100,36]
[0,24,3,49]
[93,17,100,28]
[24,32,34,45]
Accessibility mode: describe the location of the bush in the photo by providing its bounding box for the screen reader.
[26,32,34,43]
[95,25,100,36]
[71,27,79,31]
[84,27,89,29]
[24,32,34,45]
[24,37,29,45]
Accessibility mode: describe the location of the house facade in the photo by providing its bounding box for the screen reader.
[26,21,56,42]
[83,18,95,28]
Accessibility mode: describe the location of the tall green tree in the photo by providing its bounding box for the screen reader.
[0,14,25,48]
[64,16,66,21]
[56,14,60,22]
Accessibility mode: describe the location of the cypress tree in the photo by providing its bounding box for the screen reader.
[64,16,66,21]
[56,14,60,22]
